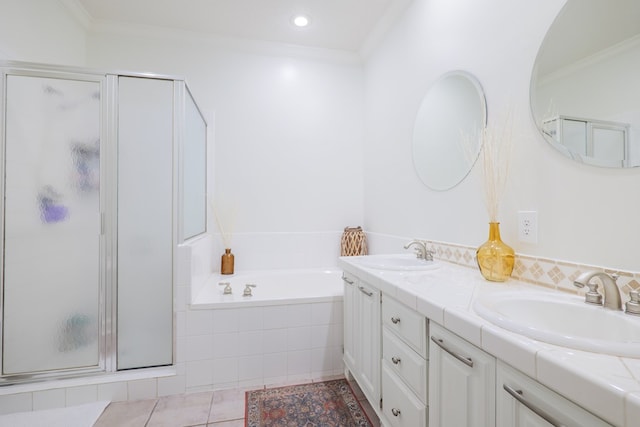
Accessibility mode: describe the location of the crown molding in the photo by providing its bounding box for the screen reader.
[538,33,640,86]
[359,0,413,60]
[89,19,362,66]
[57,0,92,29]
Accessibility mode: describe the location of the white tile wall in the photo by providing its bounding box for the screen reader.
[126,379,157,401]
[66,385,98,406]
[180,233,346,390]
[97,382,128,402]
[32,389,65,411]
[0,393,32,415]
[184,299,345,391]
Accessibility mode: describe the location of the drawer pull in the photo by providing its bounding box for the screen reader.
[430,336,473,367]
[503,385,567,427]
[342,275,354,285]
[391,408,401,417]
[391,356,401,365]
[391,316,401,324]
[358,286,373,297]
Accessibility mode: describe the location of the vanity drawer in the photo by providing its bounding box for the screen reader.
[382,326,428,404]
[382,295,427,357]
[381,361,427,427]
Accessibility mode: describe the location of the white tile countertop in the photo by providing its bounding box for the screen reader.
[338,255,640,427]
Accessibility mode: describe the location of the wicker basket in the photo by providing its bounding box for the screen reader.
[340,226,368,256]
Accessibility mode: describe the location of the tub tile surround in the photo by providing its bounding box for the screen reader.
[181,231,346,392]
[183,300,345,391]
[339,256,640,427]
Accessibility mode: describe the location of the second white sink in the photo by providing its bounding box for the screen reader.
[474,291,640,358]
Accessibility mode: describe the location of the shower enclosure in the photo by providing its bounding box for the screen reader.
[0,62,207,382]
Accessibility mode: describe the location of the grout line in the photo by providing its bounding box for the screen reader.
[143,399,160,427]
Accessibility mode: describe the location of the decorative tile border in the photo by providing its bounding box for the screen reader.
[425,240,640,297]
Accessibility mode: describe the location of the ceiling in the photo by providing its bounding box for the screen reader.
[72,0,412,53]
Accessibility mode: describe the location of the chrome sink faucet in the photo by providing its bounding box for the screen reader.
[404,240,434,261]
[573,271,622,311]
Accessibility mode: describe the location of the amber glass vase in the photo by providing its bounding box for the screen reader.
[476,222,515,282]
[221,248,234,275]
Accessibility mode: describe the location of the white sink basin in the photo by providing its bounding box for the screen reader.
[474,291,640,358]
[353,254,440,271]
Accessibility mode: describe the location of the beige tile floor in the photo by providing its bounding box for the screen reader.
[93,378,380,427]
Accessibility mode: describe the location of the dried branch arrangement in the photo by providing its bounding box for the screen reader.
[211,199,236,248]
[480,109,514,222]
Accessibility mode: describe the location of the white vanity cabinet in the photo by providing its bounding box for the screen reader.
[380,295,428,427]
[342,272,381,408]
[429,322,496,427]
[497,361,613,427]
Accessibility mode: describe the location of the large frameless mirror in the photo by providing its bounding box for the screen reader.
[412,71,486,191]
[531,0,640,168]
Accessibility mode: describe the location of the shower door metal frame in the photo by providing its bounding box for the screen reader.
[0,63,117,383]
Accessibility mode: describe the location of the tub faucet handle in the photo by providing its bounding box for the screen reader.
[243,283,257,297]
[219,282,232,295]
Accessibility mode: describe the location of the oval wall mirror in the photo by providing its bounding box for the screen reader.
[531,0,640,168]
[412,71,486,191]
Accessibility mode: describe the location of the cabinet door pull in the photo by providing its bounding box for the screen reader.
[391,356,401,365]
[503,384,567,427]
[342,275,354,285]
[391,408,401,417]
[430,336,473,367]
[391,316,401,324]
[358,286,373,297]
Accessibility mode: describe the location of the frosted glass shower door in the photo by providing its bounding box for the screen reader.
[117,76,173,369]
[2,74,102,375]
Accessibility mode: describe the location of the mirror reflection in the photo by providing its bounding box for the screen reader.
[531,0,640,167]
[412,71,486,191]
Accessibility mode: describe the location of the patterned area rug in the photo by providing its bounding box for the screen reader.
[245,379,372,427]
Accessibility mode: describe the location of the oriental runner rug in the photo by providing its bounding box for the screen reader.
[245,379,373,427]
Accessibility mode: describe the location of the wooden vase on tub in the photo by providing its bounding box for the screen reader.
[221,248,234,275]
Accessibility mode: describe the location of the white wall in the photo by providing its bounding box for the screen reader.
[363,0,640,272]
[86,30,364,270]
[0,0,86,65]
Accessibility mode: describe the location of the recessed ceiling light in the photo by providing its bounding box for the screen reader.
[292,15,310,28]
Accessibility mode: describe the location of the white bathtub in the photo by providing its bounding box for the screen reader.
[191,268,343,309]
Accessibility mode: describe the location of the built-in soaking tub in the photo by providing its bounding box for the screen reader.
[187,268,345,388]
[192,268,343,309]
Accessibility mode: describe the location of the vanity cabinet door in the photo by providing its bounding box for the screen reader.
[342,273,357,370]
[497,361,613,427]
[356,281,381,406]
[429,322,496,427]
[342,273,381,408]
